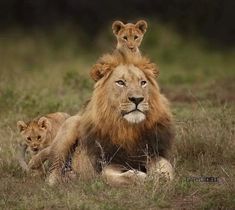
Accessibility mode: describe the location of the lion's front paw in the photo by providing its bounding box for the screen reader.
[148,157,174,181]
[47,170,61,186]
[29,169,45,177]
[18,159,30,172]
[47,170,76,186]
[28,156,42,169]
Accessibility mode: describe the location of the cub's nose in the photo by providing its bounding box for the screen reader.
[32,148,38,152]
[128,97,144,106]
[128,46,135,51]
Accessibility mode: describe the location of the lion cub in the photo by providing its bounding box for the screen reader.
[112,20,147,55]
[17,112,70,173]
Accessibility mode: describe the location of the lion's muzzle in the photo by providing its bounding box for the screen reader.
[128,96,144,106]
[120,96,149,124]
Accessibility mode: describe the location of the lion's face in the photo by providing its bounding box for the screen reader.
[20,126,47,152]
[90,53,159,128]
[102,64,151,124]
[17,117,51,153]
[112,20,147,52]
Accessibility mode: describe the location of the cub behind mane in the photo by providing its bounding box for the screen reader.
[90,52,159,82]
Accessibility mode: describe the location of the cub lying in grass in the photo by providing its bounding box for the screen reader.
[17,112,70,174]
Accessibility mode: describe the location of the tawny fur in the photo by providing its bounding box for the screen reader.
[112,20,147,55]
[31,52,174,186]
[90,20,148,84]
[17,112,70,172]
[28,115,80,169]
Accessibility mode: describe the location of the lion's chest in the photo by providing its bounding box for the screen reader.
[103,143,149,171]
[84,130,158,172]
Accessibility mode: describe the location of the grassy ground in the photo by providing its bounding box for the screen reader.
[0,23,234,210]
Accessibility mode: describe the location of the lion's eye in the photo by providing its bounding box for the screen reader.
[134,35,138,40]
[37,135,41,140]
[116,80,126,87]
[123,36,128,40]
[141,80,147,87]
[27,137,31,141]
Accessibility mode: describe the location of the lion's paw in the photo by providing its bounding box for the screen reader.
[47,170,77,186]
[148,157,174,181]
[28,156,42,169]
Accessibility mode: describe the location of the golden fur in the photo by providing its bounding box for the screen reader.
[31,52,174,185]
[16,112,70,172]
[112,20,147,55]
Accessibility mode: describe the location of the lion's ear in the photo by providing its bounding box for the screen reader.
[112,20,125,35]
[38,117,51,130]
[135,20,148,34]
[17,121,27,132]
[143,62,159,78]
[149,63,159,78]
[153,67,160,78]
[90,63,111,82]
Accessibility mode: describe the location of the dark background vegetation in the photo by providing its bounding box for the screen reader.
[1,0,235,47]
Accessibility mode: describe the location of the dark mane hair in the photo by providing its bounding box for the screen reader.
[77,52,174,172]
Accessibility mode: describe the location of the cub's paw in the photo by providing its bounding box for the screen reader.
[29,169,45,178]
[28,156,43,169]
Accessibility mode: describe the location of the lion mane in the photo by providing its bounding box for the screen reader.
[75,53,174,173]
[31,52,175,185]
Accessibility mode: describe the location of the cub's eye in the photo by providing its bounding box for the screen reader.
[115,80,126,87]
[134,35,138,40]
[27,137,31,141]
[123,36,128,40]
[37,135,41,140]
[140,80,147,87]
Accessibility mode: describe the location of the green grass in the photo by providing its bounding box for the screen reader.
[0,22,234,209]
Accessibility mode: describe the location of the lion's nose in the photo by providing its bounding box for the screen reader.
[128,97,144,106]
[31,146,38,151]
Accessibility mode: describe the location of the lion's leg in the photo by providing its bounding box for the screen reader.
[28,146,51,169]
[29,163,46,177]
[47,115,81,185]
[102,164,147,186]
[16,143,29,172]
[47,148,96,186]
[147,157,174,181]
[72,148,97,180]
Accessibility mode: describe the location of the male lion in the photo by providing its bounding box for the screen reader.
[30,53,174,186]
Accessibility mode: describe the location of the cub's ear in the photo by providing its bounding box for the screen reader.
[135,20,148,34]
[112,20,125,35]
[90,63,111,82]
[17,121,27,132]
[38,117,51,130]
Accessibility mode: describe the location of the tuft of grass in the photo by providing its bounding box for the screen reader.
[175,105,234,165]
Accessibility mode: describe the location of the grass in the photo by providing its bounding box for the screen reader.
[0,22,234,209]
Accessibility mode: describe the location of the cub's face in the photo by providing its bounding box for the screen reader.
[17,117,51,153]
[112,20,147,52]
[106,64,150,124]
